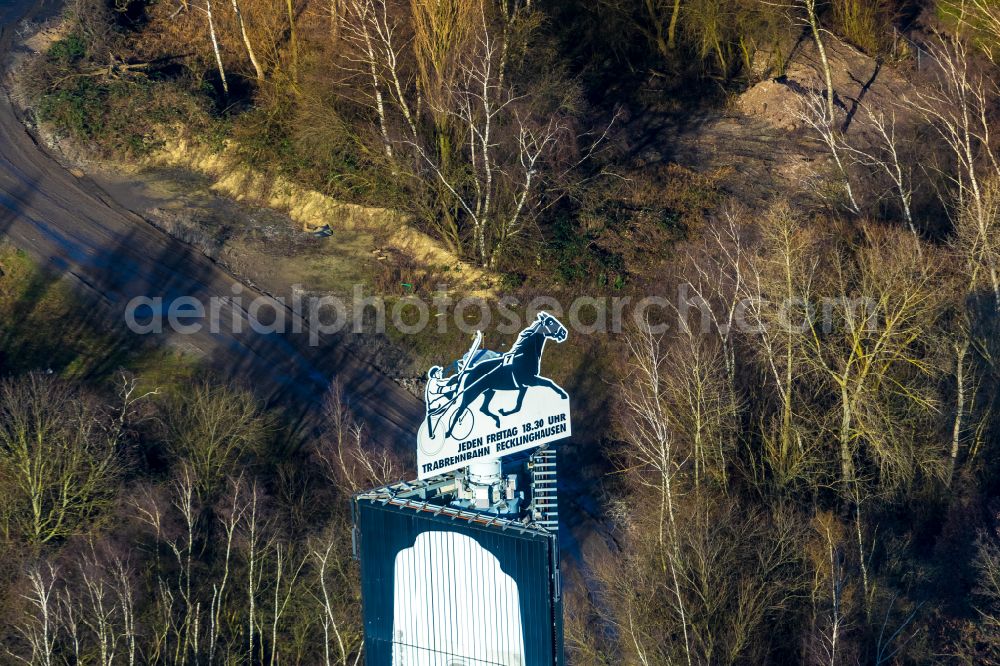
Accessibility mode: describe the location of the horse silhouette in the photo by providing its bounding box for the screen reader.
[445,312,568,439]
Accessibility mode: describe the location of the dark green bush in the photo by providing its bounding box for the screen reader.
[47,34,86,63]
[36,73,210,157]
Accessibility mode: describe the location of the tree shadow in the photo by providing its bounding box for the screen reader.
[0,214,157,378]
[554,341,615,562]
[841,60,882,133]
[196,278,424,453]
[0,176,70,371]
[3,157,423,456]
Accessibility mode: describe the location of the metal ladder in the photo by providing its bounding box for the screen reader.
[529,446,558,532]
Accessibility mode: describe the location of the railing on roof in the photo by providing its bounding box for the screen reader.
[354,474,550,536]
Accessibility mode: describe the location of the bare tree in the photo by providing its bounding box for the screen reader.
[337,0,586,267]
[802,225,945,493]
[793,91,862,215]
[736,204,821,486]
[208,475,248,663]
[0,374,121,544]
[340,0,398,159]
[904,39,1000,307]
[202,0,228,96]
[16,563,59,666]
[594,481,804,664]
[662,302,737,488]
[134,468,202,664]
[767,0,838,118]
[842,107,919,238]
[313,525,364,666]
[943,0,1000,65]
[949,335,971,486]
[618,323,693,666]
[231,0,265,81]
[245,481,261,664]
[314,382,400,494]
[268,542,306,666]
[403,1,569,267]
[806,513,849,666]
[78,547,125,666]
[802,0,836,120]
[163,382,268,498]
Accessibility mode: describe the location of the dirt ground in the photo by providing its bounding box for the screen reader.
[87,165,377,295]
[661,35,925,212]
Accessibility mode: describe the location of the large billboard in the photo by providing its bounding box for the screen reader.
[354,495,563,666]
[417,312,572,479]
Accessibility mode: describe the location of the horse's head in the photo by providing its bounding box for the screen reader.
[536,311,568,343]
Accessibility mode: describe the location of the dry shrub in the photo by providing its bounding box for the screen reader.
[370,247,445,296]
[562,163,725,287]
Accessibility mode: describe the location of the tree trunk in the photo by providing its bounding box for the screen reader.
[286,0,299,86]
[667,0,681,50]
[231,0,265,81]
[948,338,970,485]
[806,0,836,122]
[644,0,670,58]
[206,0,228,96]
[839,386,854,489]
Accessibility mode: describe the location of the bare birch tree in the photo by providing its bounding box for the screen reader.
[201,0,228,96]
[337,0,584,266]
[403,1,569,267]
[314,382,400,494]
[662,302,737,488]
[794,91,862,215]
[767,0,837,118]
[16,563,59,666]
[133,468,202,664]
[340,0,397,159]
[618,323,694,665]
[803,0,836,121]
[737,203,821,486]
[842,107,919,238]
[313,525,364,666]
[231,0,265,81]
[904,39,1000,308]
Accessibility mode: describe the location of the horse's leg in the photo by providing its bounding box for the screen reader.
[446,391,475,438]
[523,376,569,399]
[499,387,527,416]
[479,389,501,428]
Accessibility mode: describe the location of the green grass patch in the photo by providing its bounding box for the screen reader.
[936,0,1000,60]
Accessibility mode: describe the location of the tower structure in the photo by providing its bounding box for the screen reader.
[353,312,572,665]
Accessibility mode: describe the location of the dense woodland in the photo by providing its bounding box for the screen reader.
[4,0,1000,663]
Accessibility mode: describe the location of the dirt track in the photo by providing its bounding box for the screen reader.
[0,0,422,444]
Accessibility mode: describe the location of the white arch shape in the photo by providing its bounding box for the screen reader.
[392,530,526,665]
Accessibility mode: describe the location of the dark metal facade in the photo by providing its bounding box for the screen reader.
[353,493,563,666]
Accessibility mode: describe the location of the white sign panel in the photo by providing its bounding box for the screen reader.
[392,531,525,665]
[417,312,572,479]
